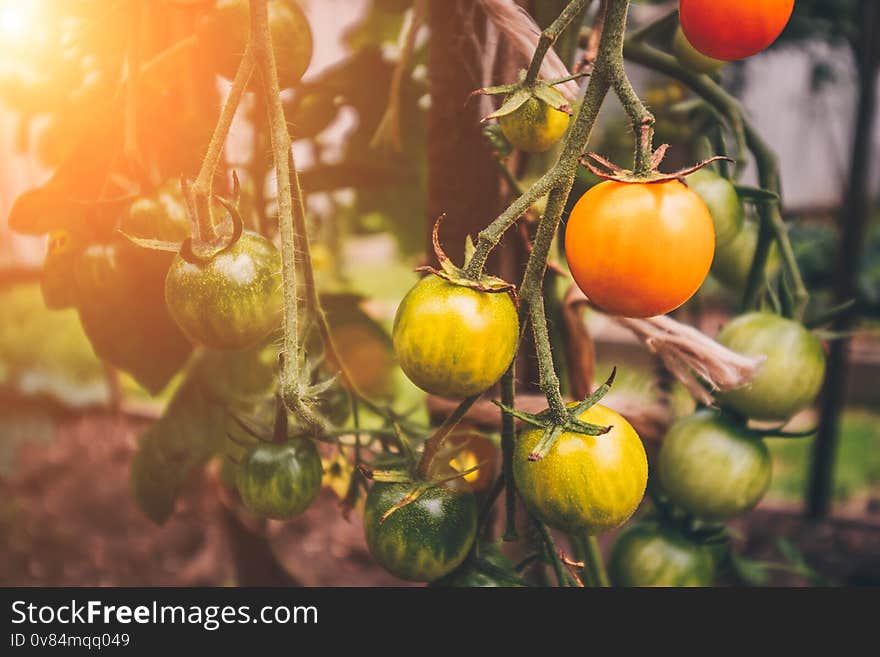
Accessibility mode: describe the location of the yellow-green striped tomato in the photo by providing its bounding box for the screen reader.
[610,521,716,587]
[164,231,283,350]
[364,481,478,582]
[715,313,826,422]
[392,275,519,398]
[236,440,323,520]
[657,410,771,521]
[498,96,570,153]
[514,404,648,535]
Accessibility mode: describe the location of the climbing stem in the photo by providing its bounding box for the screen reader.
[524,0,594,85]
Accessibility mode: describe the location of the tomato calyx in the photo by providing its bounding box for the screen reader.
[473,68,585,122]
[580,146,733,184]
[497,368,617,461]
[417,215,519,304]
[118,173,245,265]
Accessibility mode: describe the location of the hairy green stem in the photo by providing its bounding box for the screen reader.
[250,0,323,433]
[190,47,254,243]
[583,535,610,587]
[533,518,575,587]
[524,0,593,85]
[416,395,478,480]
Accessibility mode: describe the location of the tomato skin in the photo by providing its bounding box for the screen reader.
[680,0,794,61]
[609,522,715,587]
[565,180,715,318]
[364,481,478,582]
[236,440,323,520]
[164,231,283,350]
[392,275,519,398]
[118,185,191,276]
[686,168,743,247]
[710,222,780,291]
[431,542,525,587]
[498,97,570,153]
[658,410,771,521]
[197,0,312,89]
[672,25,724,75]
[514,404,648,535]
[715,313,826,421]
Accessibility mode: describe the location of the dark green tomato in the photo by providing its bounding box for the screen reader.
[41,229,84,310]
[609,521,716,587]
[716,312,826,421]
[364,481,478,582]
[686,168,744,247]
[236,440,323,520]
[392,275,519,398]
[431,542,525,588]
[658,411,771,522]
[164,231,283,350]
[197,0,312,90]
[74,243,193,394]
[710,221,780,291]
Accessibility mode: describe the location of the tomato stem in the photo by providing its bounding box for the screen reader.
[523,0,593,87]
[415,395,478,480]
[190,45,255,244]
[500,364,518,541]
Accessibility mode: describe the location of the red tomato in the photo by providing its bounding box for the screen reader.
[680,0,795,61]
[564,180,715,318]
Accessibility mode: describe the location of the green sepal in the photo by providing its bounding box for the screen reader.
[484,88,533,121]
[571,367,616,415]
[117,231,182,254]
[533,83,571,113]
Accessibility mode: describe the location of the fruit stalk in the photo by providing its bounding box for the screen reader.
[249,0,323,433]
[523,0,594,86]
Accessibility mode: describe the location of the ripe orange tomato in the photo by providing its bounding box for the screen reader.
[564,180,715,318]
[680,0,795,61]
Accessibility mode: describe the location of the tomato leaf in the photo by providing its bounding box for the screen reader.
[734,184,780,203]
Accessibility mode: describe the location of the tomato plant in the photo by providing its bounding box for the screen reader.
[197,0,313,89]
[710,221,781,291]
[609,521,716,587]
[432,542,525,587]
[498,96,570,153]
[680,0,795,61]
[715,312,826,421]
[165,231,283,350]
[565,180,715,317]
[392,274,519,398]
[236,439,323,520]
[657,410,772,521]
[514,404,648,535]
[363,481,478,582]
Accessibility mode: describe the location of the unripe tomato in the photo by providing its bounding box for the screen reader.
[236,440,323,520]
[164,231,283,350]
[657,411,771,521]
[364,481,478,582]
[392,275,519,398]
[672,25,724,75]
[715,312,826,421]
[197,0,313,89]
[680,0,795,61]
[686,168,743,247]
[498,97,570,153]
[514,404,648,535]
[565,180,715,318]
[432,542,525,587]
[118,184,191,279]
[609,521,716,587]
[710,221,780,290]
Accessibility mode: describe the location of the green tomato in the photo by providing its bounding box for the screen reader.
[431,542,525,588]
[164,231,283,350]
[364,481,478,582]
[197,0,312,90]
[498,96,570,153]
[236,440,323,520]
[392,275,519,398]
[610,521,716,587]
[658,410,771,522]
[686,168,744,247]
[118,183,191,276]
[715,312,826,421]
[514,403,648,535]
[711,221,780,290]
[672,25,724,75]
